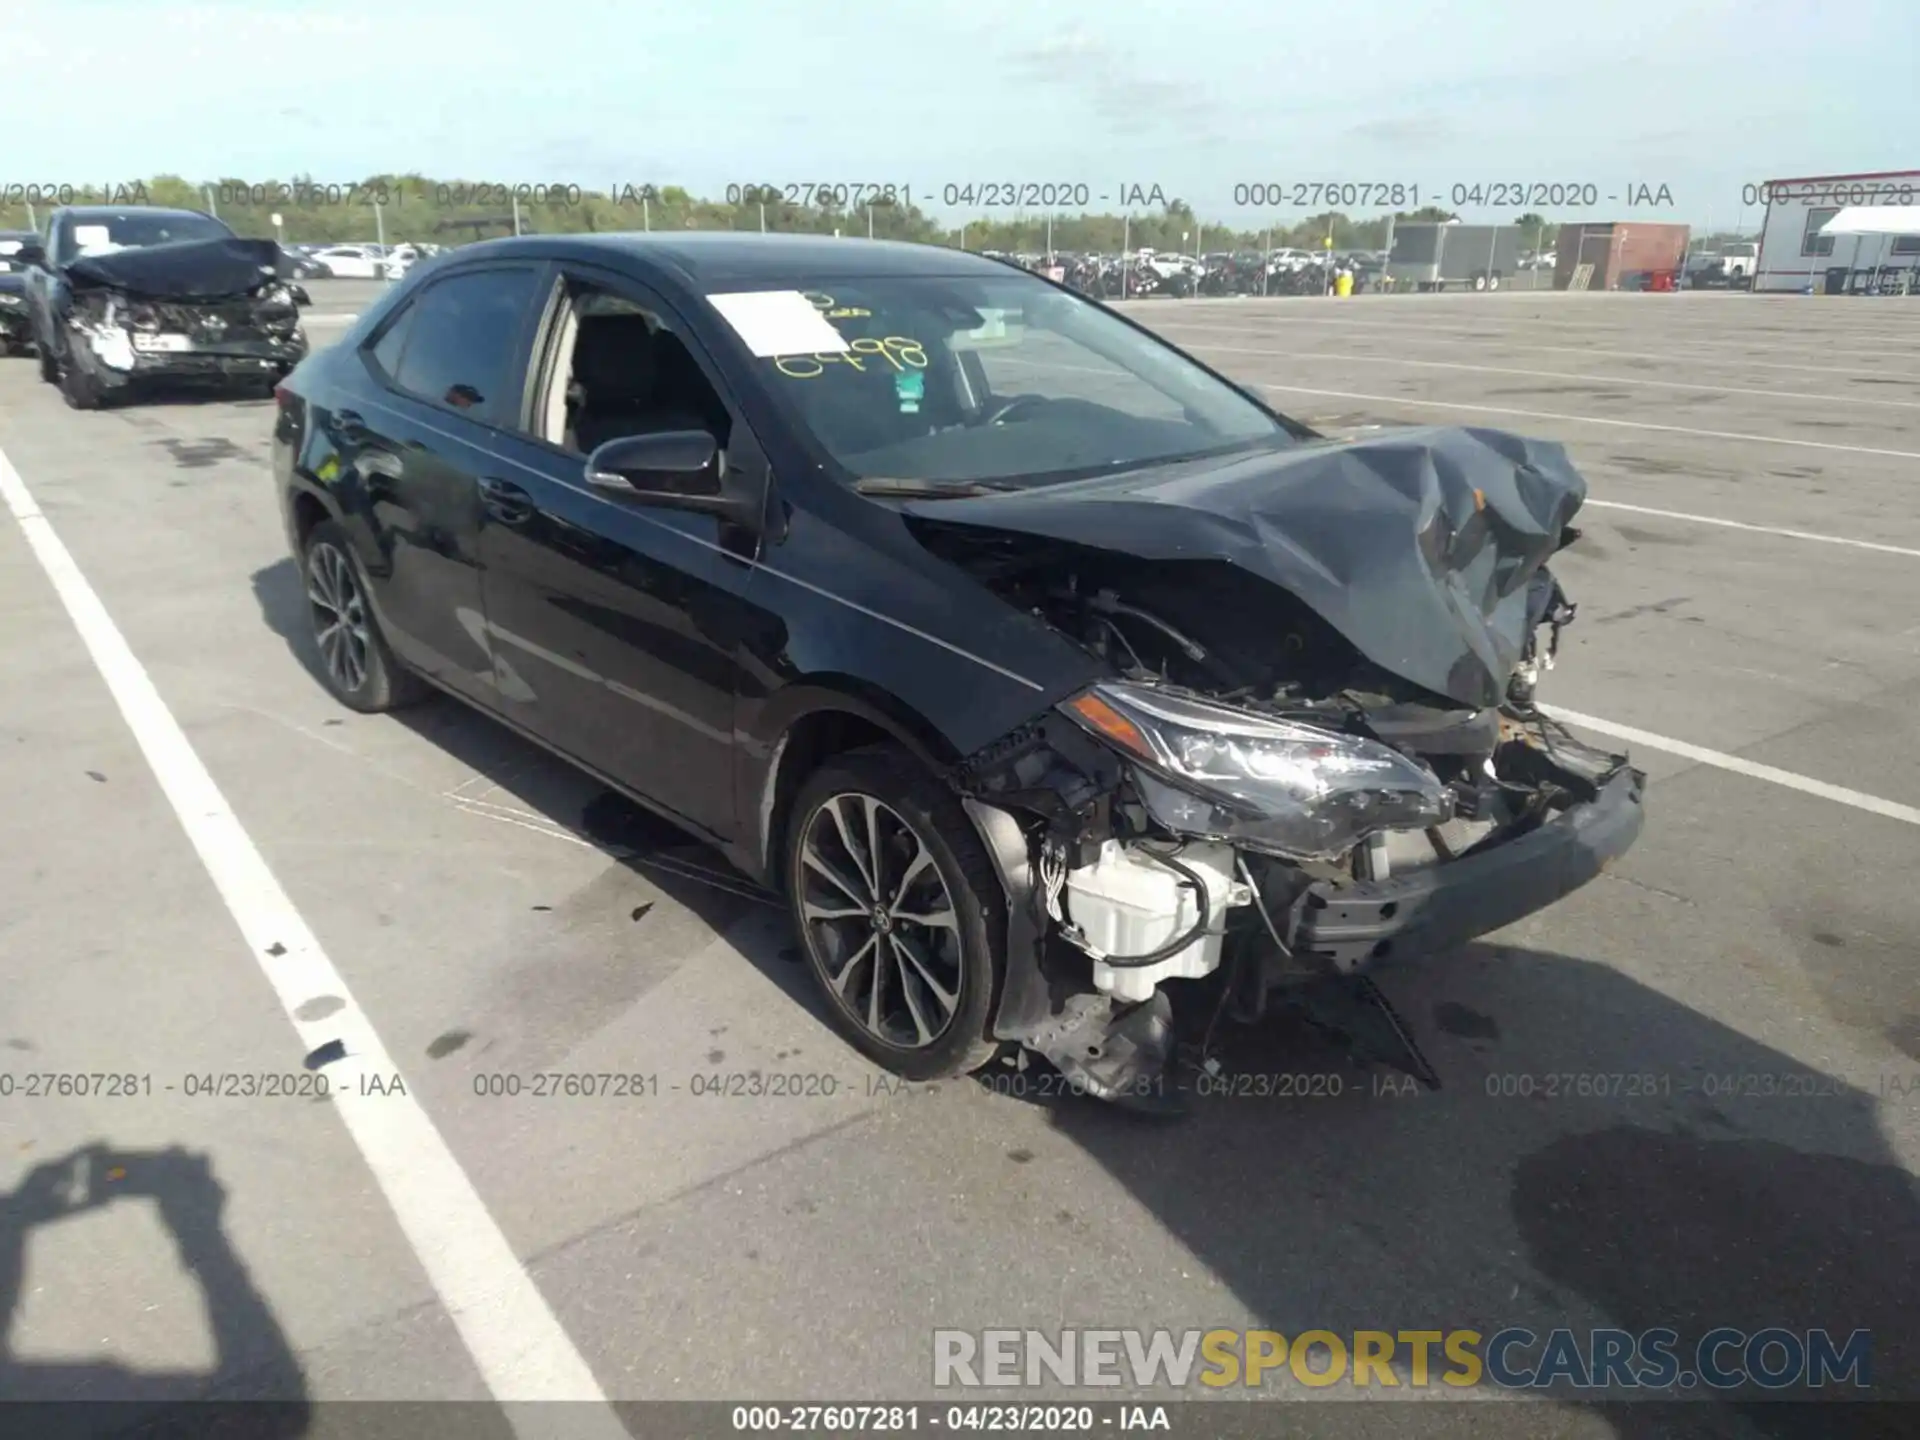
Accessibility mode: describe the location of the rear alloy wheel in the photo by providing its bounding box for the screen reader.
[786,747,1004,1080]
[302,520,426,712]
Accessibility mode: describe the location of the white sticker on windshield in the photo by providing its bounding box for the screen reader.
[708,290,850,358]
[73,225,121,254]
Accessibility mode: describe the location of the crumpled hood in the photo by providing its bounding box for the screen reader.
[67,237,281,300]
[901,425,1587,709]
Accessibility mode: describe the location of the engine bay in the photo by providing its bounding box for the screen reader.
[935,523,1631,1105]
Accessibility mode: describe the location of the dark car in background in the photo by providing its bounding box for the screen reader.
[17,206,311,408]
[271,233,1643,1106]
[0,231,37,355]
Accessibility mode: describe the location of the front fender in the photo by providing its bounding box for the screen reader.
[739,679,971,881]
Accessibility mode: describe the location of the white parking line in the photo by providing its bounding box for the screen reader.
[1186,344,1920,411]
[1583,499,1920,559]
[1545,706,1920,828]
[1151,315,1920,379]
[0,444,629,1437]
[1252,383,1920,461]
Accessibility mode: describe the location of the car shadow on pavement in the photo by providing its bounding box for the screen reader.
[0,1144,310,1438]
[1038,943,1918,1439]
[248,557,824,1029]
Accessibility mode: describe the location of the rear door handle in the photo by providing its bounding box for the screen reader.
[477,476,534,525]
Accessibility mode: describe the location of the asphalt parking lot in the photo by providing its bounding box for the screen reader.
[3,278,1918,1439]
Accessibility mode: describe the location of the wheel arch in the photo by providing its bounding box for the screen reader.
[748,681,968,890]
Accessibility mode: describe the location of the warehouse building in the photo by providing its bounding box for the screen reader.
[1752,169,1920,292]
[1551,223,1691,290]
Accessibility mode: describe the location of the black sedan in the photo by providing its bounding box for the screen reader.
[18,206,309,408]
[272,233,1643,1105]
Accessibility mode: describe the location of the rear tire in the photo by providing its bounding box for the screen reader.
[784,745,1005,1081]
[300,520,428,713]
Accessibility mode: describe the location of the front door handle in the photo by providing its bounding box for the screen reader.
[477,476,534,525]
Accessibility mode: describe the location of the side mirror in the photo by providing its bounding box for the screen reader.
[585,431,758,526]
[289,284,312,306]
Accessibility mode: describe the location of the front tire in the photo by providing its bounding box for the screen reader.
[59,344,104,409]
[301,520,427,712]
[785,746,1005,1080]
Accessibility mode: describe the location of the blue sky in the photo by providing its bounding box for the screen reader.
[5,0,1918,229]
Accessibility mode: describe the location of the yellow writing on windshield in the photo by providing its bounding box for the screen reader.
[776,337,928,378]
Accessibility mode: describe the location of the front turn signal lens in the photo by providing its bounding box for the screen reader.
[1062,690,1152,759]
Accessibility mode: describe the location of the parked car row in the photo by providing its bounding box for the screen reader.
[991,247,1389,299]
[279,240,444,280]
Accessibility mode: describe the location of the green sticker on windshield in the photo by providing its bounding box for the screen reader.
[895,369,925,413]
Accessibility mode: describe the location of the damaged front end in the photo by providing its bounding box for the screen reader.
[932,465,1645,1107]
[63,239,308,397]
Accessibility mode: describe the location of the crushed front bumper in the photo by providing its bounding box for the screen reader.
[1292,764,1647,970]
[73,329,308,390]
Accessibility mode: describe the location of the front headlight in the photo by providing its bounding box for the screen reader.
[1060,682,1451,860]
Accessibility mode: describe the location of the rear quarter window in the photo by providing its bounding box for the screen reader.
[382,265,546,426]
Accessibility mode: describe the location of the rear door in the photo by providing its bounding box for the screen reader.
[478,263,770,844]
[334,260,549,701]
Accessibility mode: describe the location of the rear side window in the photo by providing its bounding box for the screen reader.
[368,304,414,379]
[389,266,544,425]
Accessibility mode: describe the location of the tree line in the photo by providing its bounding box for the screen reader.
[0,173,1592,254]
[2,177,1764,256]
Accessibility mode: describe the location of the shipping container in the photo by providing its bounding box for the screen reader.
[1552,223,1691,290]
[1386,224,1521,290]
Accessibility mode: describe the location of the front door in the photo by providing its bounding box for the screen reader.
[478,266,767,844]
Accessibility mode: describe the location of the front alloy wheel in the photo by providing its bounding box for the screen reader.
[800,792,965,1049]
[786,747,1004,1080]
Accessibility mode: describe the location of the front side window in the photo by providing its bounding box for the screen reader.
[706,273,1293,487]
[389,266,544,425]
[533,285,733,455]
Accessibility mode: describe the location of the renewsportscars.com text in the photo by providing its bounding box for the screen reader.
[933,1327,1872,1391]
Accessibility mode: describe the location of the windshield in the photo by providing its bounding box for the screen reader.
[706,272,1293,487]
[59,211,233,262]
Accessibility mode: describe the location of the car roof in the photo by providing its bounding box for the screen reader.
[433,231,1018,286]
